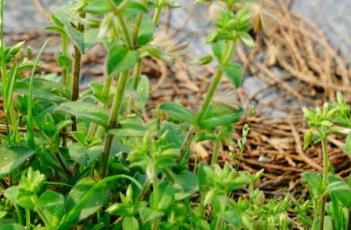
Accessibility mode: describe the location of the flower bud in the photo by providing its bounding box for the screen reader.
[196,55,213,65]
[303,129,313,150]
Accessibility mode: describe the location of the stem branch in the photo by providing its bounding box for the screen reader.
[100,71,129,177]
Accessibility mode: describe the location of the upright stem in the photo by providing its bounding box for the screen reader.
[320,135,329,230]
[100,71,129,177]
[109,0,133,48]
[152,7,162,25]
[196,69,223,122]
[151,172,160,230]
[178,70,223,162]
[25,209,31,229]
[178,39,236,163]
[132,15,143,47]
[211,139,221,165]
[71,12,85,131]
[132,60,142,90]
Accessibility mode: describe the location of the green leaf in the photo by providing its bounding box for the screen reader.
[108,118,146,137]
[56,52,72,68]
[66,177,108,222]
[58,175,141,230]
[199,107,243,129]
[84,0,112,14]
[240,32,255,47]
[0,224,25,230]
[107,43,139,74]
[0,146,35,178]
[15,78,70,102]
[122,217,139,230]
[222,63,242,88]
[51,7,97,54]
[122,1,148,14]
[328,176,351,207]
[158,102,194,123]
[134,75,150,110]
[36,191,65,227]
[304,129,313,150]
[137,17,154,46]
[69,144,103,166]
[156,183,175,211]
[343,134,351,155]
[218,209,241,227]
[211,40,225,60]
[139,207,164,223]
[4,186,36,209]
[54,101,109,126]
[173,170,199,200]
[302,172,323,198]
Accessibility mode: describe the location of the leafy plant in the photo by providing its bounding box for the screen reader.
[304,93,351,230]
[0,0,337,229]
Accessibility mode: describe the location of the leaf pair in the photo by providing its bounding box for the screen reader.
[158,102,243,129]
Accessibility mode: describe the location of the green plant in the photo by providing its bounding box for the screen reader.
[0,0,331,229]
[304,93,351,230]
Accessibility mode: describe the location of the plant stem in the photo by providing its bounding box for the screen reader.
[196,70,223,122]
[178,69,223,162]
[320,135,329,230]
[132,60,142,90]
[132,14,143,47]
[211,138,221,165]
[177,125,196,163]
[178,39,236,163]
[137,179,150,201]
[100,71,129,177]
[109,0,133,48]
[15,204,23,225]
[151,172,160,230]
[25,208,31,229]
[71,12,85,131]
[87,74,112,139]
[152,6,162,25]
[215,218,223,230]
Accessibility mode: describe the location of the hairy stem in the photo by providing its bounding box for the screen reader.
[178,69,223,162]
[71,12,85,131]
[100,71,129,177]
[178,40,236,163]
[320,136,329,230]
